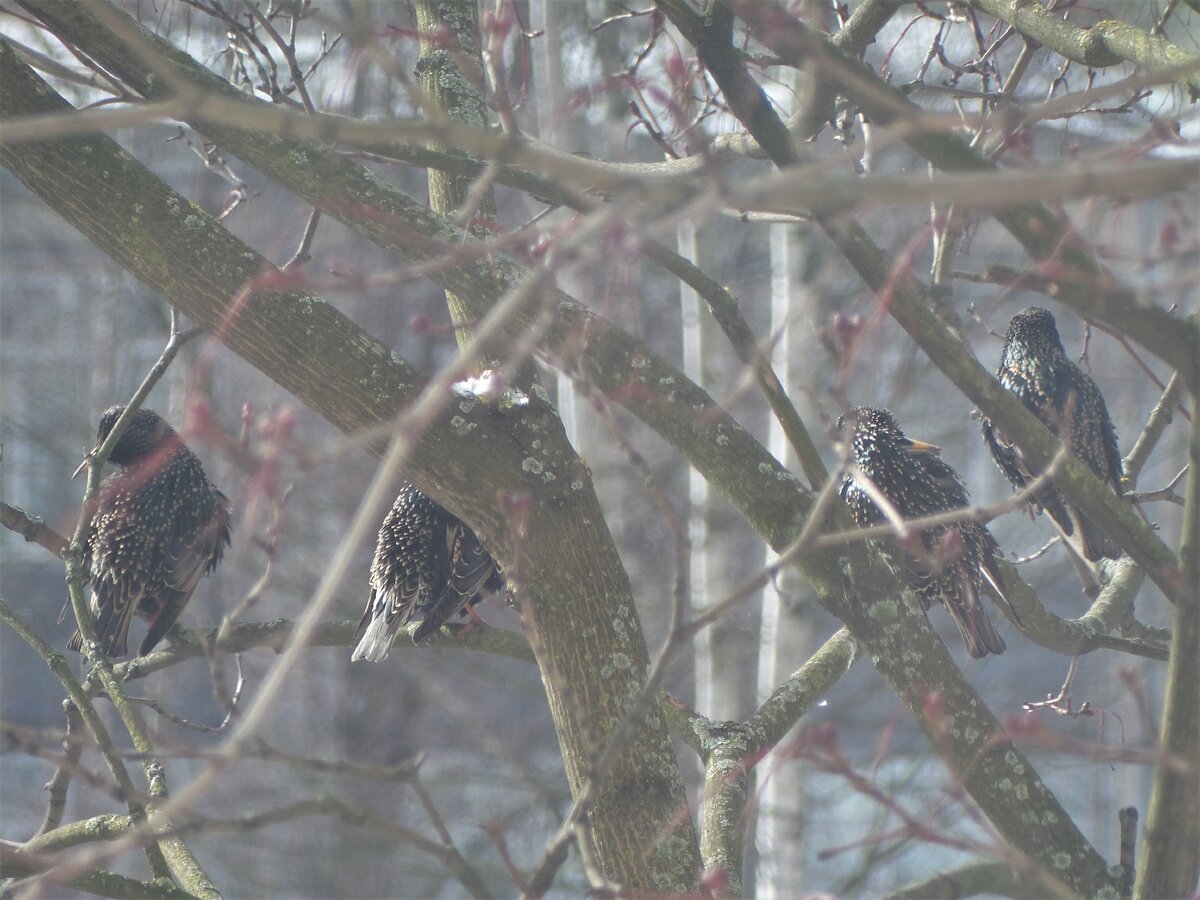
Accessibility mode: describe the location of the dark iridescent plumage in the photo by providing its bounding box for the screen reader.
[839,407,1013,659]
[352,483,503,661]
[68,406,232,658]
[982,307,1123,561]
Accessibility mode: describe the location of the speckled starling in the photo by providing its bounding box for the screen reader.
[68,406,232,658]
[982,307,1123,561]
[839,407,1013,659]
[352,483,504,661]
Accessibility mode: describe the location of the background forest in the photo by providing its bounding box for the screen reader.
[1,0,1197,897]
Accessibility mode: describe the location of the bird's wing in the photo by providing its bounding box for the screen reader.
[1079,377,1125,493]
[447,522,501,601]
[85,513,149,657]
[164,492,232,599]
[408,521,497,643]
[943,561,1006,658]
[915,450,970,507]
[982,417,1033,490]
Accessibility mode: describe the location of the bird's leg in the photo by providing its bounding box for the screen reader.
[454,604,488,639]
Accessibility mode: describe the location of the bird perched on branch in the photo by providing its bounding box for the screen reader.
[838,407,1013,659]
[982,307,1123,561]
[68,406,232,658]
[352,483,504,662]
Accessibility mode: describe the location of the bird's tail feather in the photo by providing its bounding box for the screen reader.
[351,612,399,662]
[138,591,189,657]
[1075,511,1121,562]
[947,565,1006,659]
[68,592,133,657]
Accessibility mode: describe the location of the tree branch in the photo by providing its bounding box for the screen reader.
[1133,383,1200,897]
[966,0,1200,97]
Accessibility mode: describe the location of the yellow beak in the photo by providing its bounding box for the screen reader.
[901,436,940,455]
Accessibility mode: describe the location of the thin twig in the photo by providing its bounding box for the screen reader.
[35,700,86,838]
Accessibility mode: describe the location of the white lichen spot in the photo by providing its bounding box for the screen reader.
[522,457,544,475]
[998,778,1013,792]
[1004,750,1019,766]
[531,383,551,404]
[531,440,542,450]
[1052,853,1072,870]
[571,480,584,491]
[715,432,730,446]
[611,653,631,670]
[453,369,529,409]
[631,355,650,369]
[1015,784,1029,800]
[500,389,530,410]
[450,416,476,436]
[541,470,556,483]
[757,462,774,475]
[659,376,675,385]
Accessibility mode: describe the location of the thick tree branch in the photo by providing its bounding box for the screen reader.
[0,500,67,556]
[966,0,1200,97]
[0,38,700,893]
[1134,385,1200,898]
[671,0,1186,604]
[0,842,193,900]
[732,0,1200,388]
[654,3,1125,894]
[882,859,1047,900]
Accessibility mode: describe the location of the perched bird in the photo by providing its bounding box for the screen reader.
[982,307,1123,561]
[352,483,504,662]
[68,406,232,658]
[839,407,1013,659]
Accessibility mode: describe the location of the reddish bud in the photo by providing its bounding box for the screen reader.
[499,490,535,516]
[253,268,307,291]
[184,397,215,440]
[664,49,686,83]
[700,866,729,894]
[482,9,513,40]
[808,721,840,753]
[1159,221,1179,253]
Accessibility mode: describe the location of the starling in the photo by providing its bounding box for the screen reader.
[68,406,232,658]
[352,483,504,662]
[839,407,1013,659]
[982,307,1123,561]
